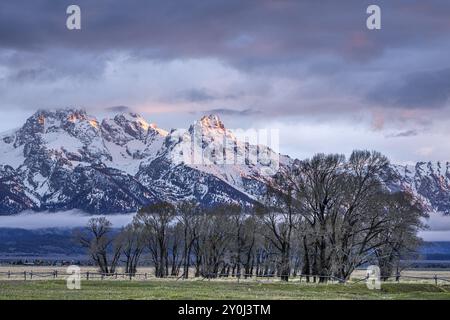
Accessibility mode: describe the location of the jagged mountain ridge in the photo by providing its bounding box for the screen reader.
[387,162,450,214]
[0,109,282,214]
[0,109,449,215]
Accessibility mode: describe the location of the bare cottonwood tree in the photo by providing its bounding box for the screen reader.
[77,217,122,274]
[267,150,424,282]
[168,221,184,276]
[226,204,246,277]
[196,209,232,278]
[176,201,202,279]
[118,222,145,275]
[290,154,345,282]
[373,192,428,280]
[240,214,261,278]
[259,171,302,281]
[330,151,390,280]
[135,202,176,278]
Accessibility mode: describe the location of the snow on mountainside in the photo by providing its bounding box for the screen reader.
[0,109,284,214]
[387,162,450,214]
[142,114,289,200]
[1,108,449,215]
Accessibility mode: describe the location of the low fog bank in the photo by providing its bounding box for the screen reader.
[417,213,450,241]
[419,231,450,242]
[1,211,450,241]
[0,210,135,229]
[424,213,450,231]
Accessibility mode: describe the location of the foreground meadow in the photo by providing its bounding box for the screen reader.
[1,280,450,300]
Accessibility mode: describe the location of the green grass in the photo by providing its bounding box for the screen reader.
[1,280,450,300]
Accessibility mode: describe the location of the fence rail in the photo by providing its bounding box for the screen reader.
[1,270,450,285]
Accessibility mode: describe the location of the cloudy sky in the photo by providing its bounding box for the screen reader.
[0,0,450,163]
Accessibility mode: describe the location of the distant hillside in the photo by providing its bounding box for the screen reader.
[419,242,450,260]
[0,228,84,261]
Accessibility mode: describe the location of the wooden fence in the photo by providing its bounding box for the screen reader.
[1,270,450,285]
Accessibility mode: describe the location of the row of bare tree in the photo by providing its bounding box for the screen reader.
[77,150,427,282]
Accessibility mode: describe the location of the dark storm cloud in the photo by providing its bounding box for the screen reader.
[386,130,419,138]
[1,0,450,64]
[178,89,217,103]
[0,49,110,82]
[105,106,132,113]
[174,89,240,103]
[1,0,450,132]
[195,108,261,117]
[369,68,450,109]
[9,67,48,82]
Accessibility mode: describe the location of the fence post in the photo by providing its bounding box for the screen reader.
[145,273,147,280]
[7,271,10,279]
[24,271,26,280]
[30,271,33,280]
[434,274,438,285]
[86,271,89,281]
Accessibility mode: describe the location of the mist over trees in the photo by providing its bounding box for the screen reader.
[78,150,427,282]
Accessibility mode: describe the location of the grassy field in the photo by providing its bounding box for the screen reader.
[1,280,450,300]
[1,266,450,300]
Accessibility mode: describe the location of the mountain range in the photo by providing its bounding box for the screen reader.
[0,109,449,215]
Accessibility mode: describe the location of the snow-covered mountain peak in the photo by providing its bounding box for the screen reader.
[29,108,93,126]
[103,112,168,141]
[198,114,226,131]
[188,114,237,145]
[13,109,102,151]
[115,112,150,129]
[19,108,99,131]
